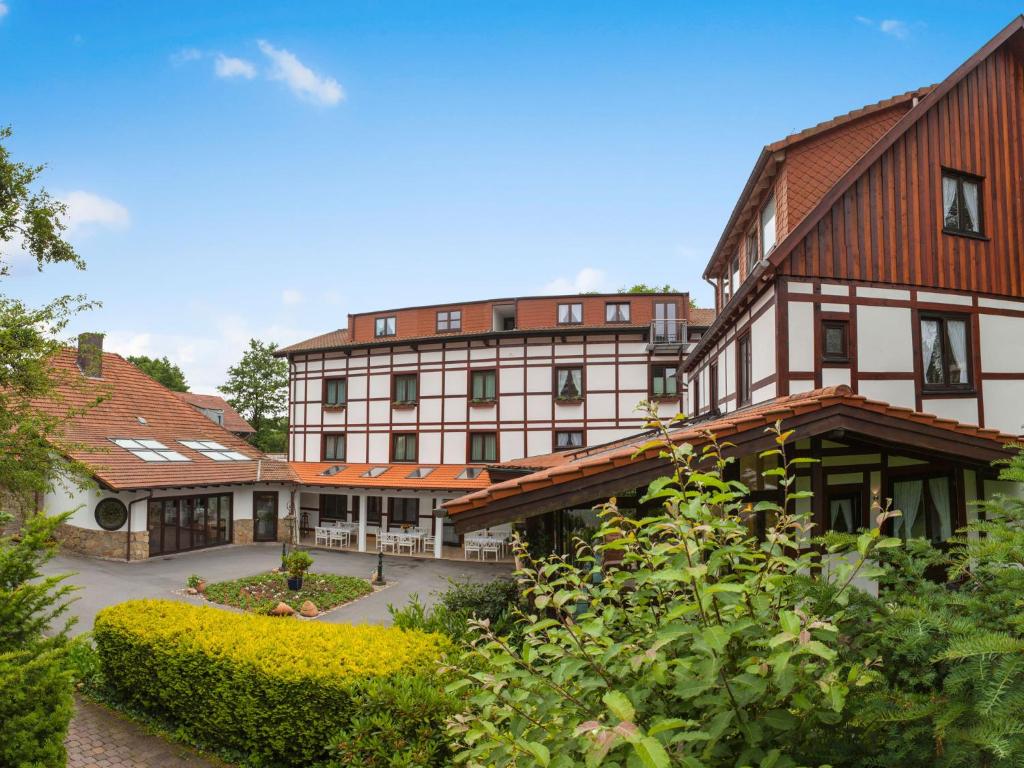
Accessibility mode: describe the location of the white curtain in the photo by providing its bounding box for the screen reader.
[558,369,581,399]
[761,195,777,254]
[946,320,968,384]
[920,320,942,384]
[929,477,952,540]
[893,480,924,539]
[942,176,958,228]
[830,498,855,532]
[962,181,980,232]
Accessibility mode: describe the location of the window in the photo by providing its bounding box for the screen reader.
[745,228,758,273]
[737,333,752,406]
[388,497,419,526]
[651,364,678,396]
[555,367,584,400]
[557,303,583,325]
[730,255,740,295]
[392,373,418,404]
[821,320,849,363]
[760,194,777,255]
[111,438,190,463]
[177,440,250,461]
[406,467,434,479]
[920,314,971,390]
[470,369,497,401]
[470,432,497,462]
[320,494,347,520]
[324,377,346,406]
[890,476,954,543]
[942,170,983,236]
[456,467,484,480]
[391,433,418,462]
[605,302,630,323]
[555,430,584,450]
[692,375,700,415]
[709,362,719,412]
[323,433,346,462]
[362,466,388,478]
[375,316,396,337]
[365,496,382,525]
[437,310,462,332]
[827,492,862,534]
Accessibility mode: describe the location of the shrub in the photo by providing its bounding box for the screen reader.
[93,599,450,766]
[185,573,203,589]
[0,510,77,768]
[204,571,372,614]
[449,419,896,767]
[283,549,314,578]
[390,578,519,642]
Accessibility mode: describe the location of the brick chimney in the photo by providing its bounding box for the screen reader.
[77,332,104,378]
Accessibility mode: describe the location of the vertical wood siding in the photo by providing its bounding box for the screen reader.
[782,47,1024,298]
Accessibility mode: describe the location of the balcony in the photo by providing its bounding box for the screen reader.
[648,319,688,351]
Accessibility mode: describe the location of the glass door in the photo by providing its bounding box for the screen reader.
[148,500,163,556]
[254,491,278,542]
[162,499,180,553]
[654,301,678,343]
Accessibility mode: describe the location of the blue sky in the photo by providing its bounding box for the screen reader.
[1,1,1021,391]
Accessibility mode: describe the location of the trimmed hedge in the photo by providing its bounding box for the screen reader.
[93,599,450,766]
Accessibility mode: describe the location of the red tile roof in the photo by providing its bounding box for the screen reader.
[290,462,492,492]
[277,328,351,355]
[689,307,716,326]
[173,392,254,435]
[444,386,1016,521]
[37,351,296,491]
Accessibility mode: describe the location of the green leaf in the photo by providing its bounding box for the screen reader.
[632,736,671,768]
[524,741,551,766]
[603,690,636,722]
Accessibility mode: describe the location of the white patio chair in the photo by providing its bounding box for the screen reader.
[464,539,482,559]
[315,527,330,547]
[422,534,436,553]
[397,535,415,555]
[481,541,500,560]
[378,533,396,553]
[328,527,347,549]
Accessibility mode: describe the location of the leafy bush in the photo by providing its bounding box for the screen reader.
[390,578,519,641]
[93,598,450,766]
[449,420,895,767]
[0,510,76,768]
[283,549,314,578]
[204,571,372,614]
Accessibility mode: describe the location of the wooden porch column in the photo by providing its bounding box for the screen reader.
[357,493,368,552]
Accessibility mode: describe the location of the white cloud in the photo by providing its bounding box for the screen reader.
[0,3,9,20]
[256,39,345,106]
[61,191,130,234]
[281,288,303,305]
[214,53,256,79]
[856,16,911,40]
[541,267,610,295]
[171,47,203,65]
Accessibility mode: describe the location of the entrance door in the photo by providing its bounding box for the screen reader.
[654,301,678,343]
[253,492,278,542]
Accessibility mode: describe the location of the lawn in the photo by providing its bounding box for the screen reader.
[203,571,373,615]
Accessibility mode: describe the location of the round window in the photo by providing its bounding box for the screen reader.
[94,498,128,531]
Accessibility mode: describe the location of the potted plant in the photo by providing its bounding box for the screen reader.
[283,550,314,590]
[186,573,206,593]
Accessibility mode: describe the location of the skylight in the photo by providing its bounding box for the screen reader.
[456,467,483,480]
[178,440,251,462]
[110,438,189,463]
[321,465,348,477]
[406,467,434,479]
[362,467,388,478]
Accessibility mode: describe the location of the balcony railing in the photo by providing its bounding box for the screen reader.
[649,319,688,346]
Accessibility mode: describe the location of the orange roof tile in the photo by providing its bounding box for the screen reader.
[37,351,296,491]
[277,328,350,355]
[445,386,1016,520]
[290,462,492,491]
[173,392,254,434]
[689,307,716,326]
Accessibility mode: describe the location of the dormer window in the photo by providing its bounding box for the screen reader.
[760,195,777,256]
[745,228,758,272]
[942,169,983,237]
[605,302,630,323]
[375,316,396,337]
[557,303,583,325]
[437,309,461,332]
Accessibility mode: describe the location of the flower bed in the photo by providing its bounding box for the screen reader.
[203,571,372,614]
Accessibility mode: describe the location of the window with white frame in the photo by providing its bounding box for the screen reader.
[178,440,251,461]
[557,303,583,325]
[760,194,777,255]
[111,438,190,462]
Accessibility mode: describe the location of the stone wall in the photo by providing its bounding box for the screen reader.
[234,519,253,545]
[55,524,149,561]
[0,488,38,535]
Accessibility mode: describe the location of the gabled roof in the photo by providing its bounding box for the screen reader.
[290,462,492,492]
[443,386,1015,532]
[688,307,716,326]
[173,392,255,435]
[277,328,350,355]
[37,351,296,491]
[688,16,1024,369]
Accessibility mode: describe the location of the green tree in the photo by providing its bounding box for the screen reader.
[617,282,679,294]
[127,354,189,392]
[219,339,288,453]
[450,411,896,767]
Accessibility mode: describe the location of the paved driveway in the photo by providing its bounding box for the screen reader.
[42,543,512,635]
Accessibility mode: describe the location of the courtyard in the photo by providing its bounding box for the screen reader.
[43,542,513,635]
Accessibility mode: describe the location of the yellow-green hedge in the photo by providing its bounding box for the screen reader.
[93,599,450,765]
